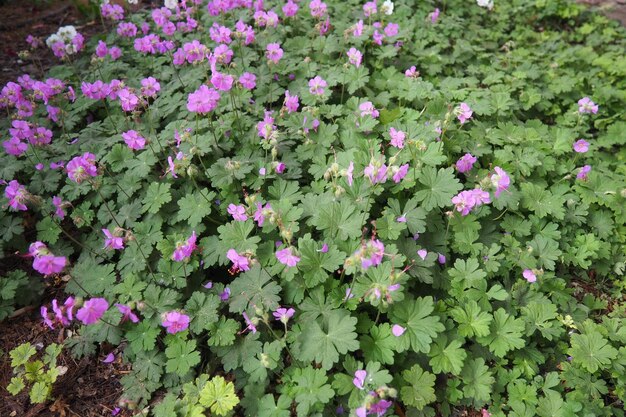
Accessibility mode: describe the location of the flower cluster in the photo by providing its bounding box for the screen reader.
[28,241,66,276]
[45,25,84,58]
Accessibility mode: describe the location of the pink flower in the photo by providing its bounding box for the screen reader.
[397,215,407,223]
[347,47,362,67]
[417,249,428,260]
[209,23,232,44]
[161,311,190,334]
[438,253,446,264]
[392,324,406,336]
[242,312,257,333]
[273,307,295,323]
[33,255,66,276]
[309,0,328,18]
[227,204,248,221]
[118,89,139,112]
[66,152,98,183]
[346,162,355,186]
[266,43,284,64]
[456,153,477,173]
[276,247,300,267]
[491,167,510,197]
[359,101,379,118]
[364,164,388,184]
[577,165,591,180]
[172,231,197,261]
[187,85,220,114]
[220,287,231,301]
[452,189,491,216]
[405,65,419,78]
[211,71,234,91]
[284,90,299,113]
[239,72,256,89]
[578,97,598,114]
[4,180,29,211]
[121,130,146,150]
[141,77,160,97]
[573,139,589,153]
[392,164,409,183]
[353,370,367,389]
[109,46,122,60]
[96,40,108,58]
[41,306,54,329]
[102,353,115,363]
[457,102,473,124]
[308,76,327,96]
[389,128,405,148]
[363,1,377,16]
[253,202,272,226]
[227,249,250,272]
[481,409,491,417]
[275,162,286,174]
[52,196,65,219]
[430,8,440,23]
[103,229,124,250]
[522,269,536,283]
[283,0,298,17]
[115,303,139,323]
[352,19,364,37]
[357,239,385,270]
[384,22,399,37]
[76,298,109,325]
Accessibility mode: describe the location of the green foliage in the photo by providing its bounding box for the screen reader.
[8,343,63,404]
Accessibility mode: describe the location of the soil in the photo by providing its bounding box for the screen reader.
[0,0,625,416]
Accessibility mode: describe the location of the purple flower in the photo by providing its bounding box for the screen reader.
[491,167,510,197]
[384,22,399,37]
[455,153,477,173]
[118,89,139,112]
[66,152,98,183]
[172,231,197,261]
[357,239,385,270]
[210,70,234,92]
[284,90,299,113]
[275,162,286,174]
[346,162,355,186]
[359,101,379,118]
[187,85,220,114]
[273,307,295,323]
[227,249,250,272]
[33,255,66,276]
[76,298,109,325]
[370,399,393,415]
[353,370,367,389]
[103,228,124,250]
[363,1,377,16]
[573,139,589,153]
[242,311,257,333]
[102,353,115,363]
[253,202,272,226]
[430,8,440,23]
[389,127,405,148]
[577,165,591,180]
[227,204,248,221]
[364,164,388,184]
[438,253,447,264]
[347,47,363,67]
[276,247,301,267]
[266,43,284,64]
[522,269,536,283]
[4,180,29,211]
[319,243,329,253]
[392,324,406,336]
[417,249,428,260]
[283,0,299,17]
[121,130,146,151]
[161,311,190,334]
[452,188,491,216]
[239,72,257,89]
[308,76,327,96]
[392,164,409,183]
[578,97,598,114]
[115,303,139,323]
[457,102,473,124]
[397,215,407,223]
[309,0,328,18]
[140,77,160,97]
[220,287,231,301]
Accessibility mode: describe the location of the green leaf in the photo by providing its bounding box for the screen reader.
[7,376,25,395]
[29,381,50,404]
[360,323,396,365]
[451,301,493,338]
[36,217,61,244]
[297,234,345,288]
[529,235,562,271]
[142,183,172,214]
[177,188,216,226]
[229,264,281,314]
[477,308,525,357]
[390,297,444,353]
[460,358,494,404]
[66,257,116,297]
[165,336,201,376]
[310,198,363,240]
[208,317,239,347]
[414,167,462,211]
[569,332,618,373]
[218,220,261,255]
[258,394,291,417]
[401,365,436,410]
[126,321,160,353]
[296,309,359,370]
[199,376,239,416]
[428,337,467,375]
[10,342,36,367]
[185,292,220,333]
[292,366,335,416]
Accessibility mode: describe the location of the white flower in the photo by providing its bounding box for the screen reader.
[65,43,77,55]
[164,0,178,9]
[45,34,62,47]
[476,0,494,9]
[101,0,110,4]
[381,0,394,15]
[127,0,138,4]
[57,25,77,41]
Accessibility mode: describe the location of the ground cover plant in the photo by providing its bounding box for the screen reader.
[1,0,626,415]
